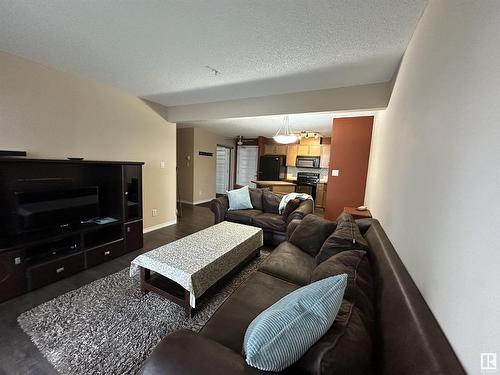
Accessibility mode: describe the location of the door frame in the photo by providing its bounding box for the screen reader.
[216,144,233,194]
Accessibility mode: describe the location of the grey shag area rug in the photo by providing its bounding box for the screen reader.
[18,253,267,375]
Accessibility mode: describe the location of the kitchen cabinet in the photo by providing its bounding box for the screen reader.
[320,145,331,168]
[296,144,321,157]
[309,145,321,156]
[316,183,327,208]
[297,144,309,156]
[286,145,298,166]
[300,137,321,145]
[264,144,287,155]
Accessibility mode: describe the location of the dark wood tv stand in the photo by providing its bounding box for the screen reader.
[0,157,145,303]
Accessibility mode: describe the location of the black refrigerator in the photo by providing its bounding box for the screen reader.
[258,155,286,180]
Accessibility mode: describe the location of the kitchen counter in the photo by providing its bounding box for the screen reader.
[252,180,296,194]
[252,180,296,186]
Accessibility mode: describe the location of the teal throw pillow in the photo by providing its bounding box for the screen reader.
[227,185,253,211]
[243,274,348,371]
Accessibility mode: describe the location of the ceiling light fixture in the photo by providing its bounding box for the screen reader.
[273,116,298,144]
[300,131,321,139]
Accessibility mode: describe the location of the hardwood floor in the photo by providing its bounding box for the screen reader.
[0,203,214,375]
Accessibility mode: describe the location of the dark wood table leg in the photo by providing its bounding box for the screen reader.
[140,267,151,295]
[184,290,193,318]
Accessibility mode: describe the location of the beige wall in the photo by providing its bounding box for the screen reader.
[364,1,500,372]
[177,127,234,203]
[0,51,177,230]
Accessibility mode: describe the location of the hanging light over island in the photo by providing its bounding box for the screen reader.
[273,116,298,144]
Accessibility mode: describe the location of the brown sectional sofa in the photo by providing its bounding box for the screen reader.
[139,217,465,375]
[210,188,314,245]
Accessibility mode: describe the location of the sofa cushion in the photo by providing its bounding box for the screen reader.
[253,213,286,232]
[225,209,262,225]
[259,241,316,286]
[289,215,337,256]
[243,275,347,372]
[315,220,369,264]
[200,271,300,353]
[249,188,267,211]
[282,198,301,220]
[294,301,374,375]
[311,250,374,330]
[262,190,283,214]
[227,185,253,211]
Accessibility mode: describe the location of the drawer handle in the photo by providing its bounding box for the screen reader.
[104,251,111,256]
[56,267,65,274]
[127,227,131,233]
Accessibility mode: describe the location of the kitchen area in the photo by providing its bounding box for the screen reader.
[231,114,374,219]
[252,135,330,209]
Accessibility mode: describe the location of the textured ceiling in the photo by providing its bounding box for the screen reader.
[178,111,377,138]
[0,0,426,106]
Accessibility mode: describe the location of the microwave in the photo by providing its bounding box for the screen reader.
[296,156,320,168]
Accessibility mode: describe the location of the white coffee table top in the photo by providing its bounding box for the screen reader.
[130,221,263,308]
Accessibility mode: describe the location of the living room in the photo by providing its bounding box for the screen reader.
[0,1,498,374]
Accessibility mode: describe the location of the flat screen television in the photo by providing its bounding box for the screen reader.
[12,186,99,233]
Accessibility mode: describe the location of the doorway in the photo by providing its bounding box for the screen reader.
[216,145,232,195]
[236,145,259,188]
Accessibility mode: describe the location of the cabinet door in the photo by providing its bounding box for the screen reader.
[276,145,288,155]
[0,249,27,303]
[320,145,331,168]
[315,184,325,208]
[125,220,143,253]
[286,145,298,166]
[124,165,142,220]
[27,252,85,291]
[309,145,321,157]
[297,144,309,156]
[264,145,276,155]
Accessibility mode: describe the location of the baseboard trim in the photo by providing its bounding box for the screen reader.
[143,219,177,233]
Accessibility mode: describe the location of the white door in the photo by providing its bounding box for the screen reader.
[216,146,231,194]
[236,145,259,188]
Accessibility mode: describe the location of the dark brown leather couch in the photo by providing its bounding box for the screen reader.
[210,188,314,245]
[139,218,465,375]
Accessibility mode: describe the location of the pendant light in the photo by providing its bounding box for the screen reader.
[273,116,298,144]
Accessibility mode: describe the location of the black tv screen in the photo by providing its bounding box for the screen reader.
[13,186,99,233]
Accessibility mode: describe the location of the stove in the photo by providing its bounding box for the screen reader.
[296,172,320,185]
[296,172,320,199]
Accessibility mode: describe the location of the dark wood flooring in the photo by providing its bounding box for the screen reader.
[0,203,323,375]
[0,203,214,375]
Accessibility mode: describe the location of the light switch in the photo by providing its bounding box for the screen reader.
[331,169,340,177]
[160,161,165,169]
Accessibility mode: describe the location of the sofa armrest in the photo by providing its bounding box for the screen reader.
[287,219,302,238]
[210,196,229,224]
[286,199,314,223]
[139,329,266,375]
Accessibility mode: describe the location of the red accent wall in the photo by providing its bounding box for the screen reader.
[324,116,373,220]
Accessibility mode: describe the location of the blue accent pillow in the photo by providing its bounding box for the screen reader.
[243,274,348,371]
[227,185,253,211]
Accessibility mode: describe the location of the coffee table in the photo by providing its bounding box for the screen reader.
[129,221,263,317]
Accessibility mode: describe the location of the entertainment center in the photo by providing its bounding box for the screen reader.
[0,157,144,303]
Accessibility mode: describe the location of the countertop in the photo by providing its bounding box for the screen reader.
[252,180,296,186]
